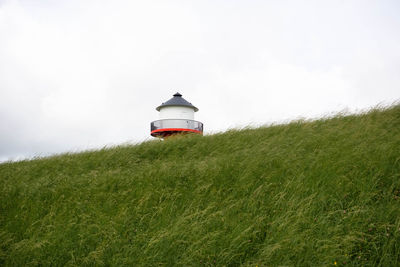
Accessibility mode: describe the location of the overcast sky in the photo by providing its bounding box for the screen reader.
[0,0,399,162]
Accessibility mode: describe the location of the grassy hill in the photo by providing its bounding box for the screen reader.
[1,106,400,266]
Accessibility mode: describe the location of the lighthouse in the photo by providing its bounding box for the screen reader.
[150,92,203,138]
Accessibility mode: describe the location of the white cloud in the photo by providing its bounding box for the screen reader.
[0,0,399,161]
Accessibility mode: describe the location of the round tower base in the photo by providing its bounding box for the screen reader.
[150,128,203,138]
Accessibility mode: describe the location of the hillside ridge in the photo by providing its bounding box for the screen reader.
[1,105,399,266]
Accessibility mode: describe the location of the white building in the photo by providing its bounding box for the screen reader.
[150,93,203,138]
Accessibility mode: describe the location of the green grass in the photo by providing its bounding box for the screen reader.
[1,105,400,266]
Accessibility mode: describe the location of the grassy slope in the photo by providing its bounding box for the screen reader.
[0,106,400,266]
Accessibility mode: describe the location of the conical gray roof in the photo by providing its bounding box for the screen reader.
[156,92,199,112]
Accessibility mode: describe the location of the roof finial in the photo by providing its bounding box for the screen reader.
[173,92,182,97]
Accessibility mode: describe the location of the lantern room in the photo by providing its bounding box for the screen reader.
[150,92,203,138]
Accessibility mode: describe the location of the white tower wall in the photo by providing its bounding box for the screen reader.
[159,106,195,120]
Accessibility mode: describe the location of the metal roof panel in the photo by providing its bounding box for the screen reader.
[156,92,199,111]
